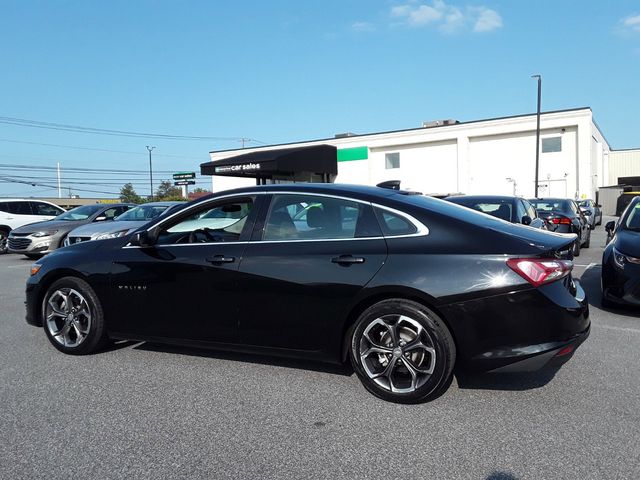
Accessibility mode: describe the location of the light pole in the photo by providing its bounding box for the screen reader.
[146,146,155,201]
[531,74,542,198]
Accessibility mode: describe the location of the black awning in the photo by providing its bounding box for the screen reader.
[200,144,338,178]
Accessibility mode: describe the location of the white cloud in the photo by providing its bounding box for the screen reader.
[390,2,503,34]
[621,14,640,33]
[352,21,376,32]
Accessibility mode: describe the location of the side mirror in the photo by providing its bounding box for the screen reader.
[605,221,616,233]
[597,204,602,208]
[130,229,158,247]
[95,216,107,222]
[521,215,532,226]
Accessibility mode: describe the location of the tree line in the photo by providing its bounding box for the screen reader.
[119,181,209,204]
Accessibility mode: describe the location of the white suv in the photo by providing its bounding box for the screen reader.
[0,199,65,254]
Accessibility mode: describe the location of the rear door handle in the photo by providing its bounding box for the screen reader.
[206,255,235,264]
[331,255,365,265]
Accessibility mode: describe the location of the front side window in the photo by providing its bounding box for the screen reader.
[158,198,253,244]
[8,201,32,215]
[31,202,63,216]
[385,152,400,169]
[263,195,366,241]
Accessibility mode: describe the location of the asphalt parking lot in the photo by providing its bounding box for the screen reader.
[1,222,639,480]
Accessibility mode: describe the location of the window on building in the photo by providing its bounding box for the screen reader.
[385,152,400,169]
[542,137,562,153]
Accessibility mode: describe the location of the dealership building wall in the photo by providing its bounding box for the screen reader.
[607,148,640,185]
[208,107,611,200]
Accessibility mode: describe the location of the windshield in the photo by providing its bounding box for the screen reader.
[116,204,171,222]
[623,200,640,231]
[578,200,590,207]
[56,204,103,221]
[530,199,571,213]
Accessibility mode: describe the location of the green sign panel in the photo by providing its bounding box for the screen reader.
[173,172,196,180]
[337,147,368,162]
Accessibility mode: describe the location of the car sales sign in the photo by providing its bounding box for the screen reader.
[214,162,261,174]
[173,172,196,180]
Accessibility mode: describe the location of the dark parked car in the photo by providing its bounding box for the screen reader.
[602,196,640,307]
[445,195,546,229]
[25,184,589,403]
[577,199,602,228]
[529,198,591,257]
[8,203,133,258]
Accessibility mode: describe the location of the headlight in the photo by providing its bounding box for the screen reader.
[32,230,58,238]
[95,230,128,240]
[613,247,640,269]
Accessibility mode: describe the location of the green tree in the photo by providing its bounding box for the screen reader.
[119,183,141,204]
[192,187,210,194]
[155,180,184,200]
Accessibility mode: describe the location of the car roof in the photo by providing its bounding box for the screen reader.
[131,201,184,207]
[446,195,518,201]
[529,198,572,202]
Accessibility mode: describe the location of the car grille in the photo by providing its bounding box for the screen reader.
[9,237,32,250]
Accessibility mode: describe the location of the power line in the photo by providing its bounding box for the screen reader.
[0,177,120,195]
[0,116,267,144]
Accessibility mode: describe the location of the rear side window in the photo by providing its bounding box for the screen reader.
[7,201,32,215]
[374,208,418,236]
[0,202,8,213]
[263,194,376,241]
[31,202,63,216]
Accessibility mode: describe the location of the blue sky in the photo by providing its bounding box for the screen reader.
[1,0,639,197]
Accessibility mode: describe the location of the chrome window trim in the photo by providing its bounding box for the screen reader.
[124,190,429,248]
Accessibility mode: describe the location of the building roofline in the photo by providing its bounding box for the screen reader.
[210,106,593,154]
[610,147,640,152]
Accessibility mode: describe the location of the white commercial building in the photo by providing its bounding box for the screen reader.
[208,107,612,200]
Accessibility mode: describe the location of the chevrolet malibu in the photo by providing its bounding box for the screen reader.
[25,184,590,403]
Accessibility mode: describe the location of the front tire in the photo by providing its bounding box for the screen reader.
[583,228,591,248]
[42,277,109,355]
[350,299,456,403]
[573,239,581,257]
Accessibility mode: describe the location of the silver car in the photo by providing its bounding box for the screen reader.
[65,201,185,246]
[578,199,602,228]
[8,203,133,258]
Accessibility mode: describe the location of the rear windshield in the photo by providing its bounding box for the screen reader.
[447,198,513,222]
[530,199,571,213]
[56,204,104,221]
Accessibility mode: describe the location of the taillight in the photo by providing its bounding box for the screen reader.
[549,216,572,225]
[506,258,573,287]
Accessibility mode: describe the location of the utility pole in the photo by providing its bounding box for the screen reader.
[146,146,155,201]
[56,162,62,198]
[531,74,542,198]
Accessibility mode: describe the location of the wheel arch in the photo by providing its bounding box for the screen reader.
[31,269,91,326]
[340,287,458,363]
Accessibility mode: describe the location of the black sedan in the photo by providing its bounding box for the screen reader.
[25,184,589,403]
[445,195,546,229]
[602,196,640,307]
[530,198,591,257]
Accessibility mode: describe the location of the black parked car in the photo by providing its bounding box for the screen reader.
[445,195,546,229]
[602,196,640,307]
[529,198,591,256]
[26,184,589,403]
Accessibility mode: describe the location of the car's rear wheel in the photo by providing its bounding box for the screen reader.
[0,228,9,254]
[350,299,456,403]
[583,228,591,248]
[42,277,109,355]
[572,239,581,257]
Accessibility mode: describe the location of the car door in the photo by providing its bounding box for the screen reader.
[236,193,387,353]
[6,201,35,229]
[107,195,260,344]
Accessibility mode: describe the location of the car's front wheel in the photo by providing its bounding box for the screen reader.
[42,277,109,355]
[350,299,456,403]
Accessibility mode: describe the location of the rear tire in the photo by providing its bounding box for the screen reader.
[583,228,591,248]
[0,228,9,254]
[349,299,456,404]
[572,239,581,257]
[42,277,110,355]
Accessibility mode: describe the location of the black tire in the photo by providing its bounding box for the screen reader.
[573,239,581,257]
[42,276,109,355]
[583,228,591,248]
[0,228,9,254]
[349,299,456,404]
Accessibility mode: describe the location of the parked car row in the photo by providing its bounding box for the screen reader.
[0,199,66,254]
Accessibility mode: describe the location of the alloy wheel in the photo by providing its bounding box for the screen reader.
[44,288,92,348]
[359,314,436,394]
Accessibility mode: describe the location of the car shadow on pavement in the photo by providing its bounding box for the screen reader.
[455,367,561,391]
[485,472,519,480]
[579,264,640,318]
[133,342,354,376]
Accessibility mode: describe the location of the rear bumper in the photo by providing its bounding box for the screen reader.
[441,278,590,373]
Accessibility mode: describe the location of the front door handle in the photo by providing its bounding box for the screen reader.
[206,255,235,264]
[331,255,365,265]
